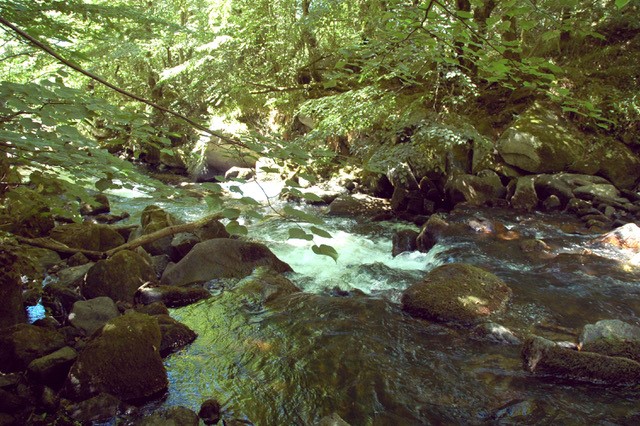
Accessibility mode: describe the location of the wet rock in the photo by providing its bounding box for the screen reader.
[0,324,65,372]
[135,301,170,316]
[50,222,125,252]
[401,263,512,325]
[137,406,200,426]
[542,194,561,211]
[573,184,620,201]
[493,399,541,423]
[390,187,409,212]
[160,239,292,286]
[593,223,640,250]
[416,214,449,252]
[316,413,351,426]
[82,250,157,303]
[136,284,210,308]
[566,198,593,215]
[327,194,390,217]
[42,283,84,322]
[473,322,521,345]
[198,398,222,425]
[392,229,419,257]
[150,253,171,278]
[234,267,301,306]
[69,297,120,335]
[80,193,110,216]
[522,335,640,385]
[155,314,197,357]
[579,319,640,363]
[0,250,26,328]
[64,392,121,423]
[445,172,505,207]
[65,312,167,401]
[27,346,77,387]
[67,252,90,267]
[519,238,551,254]
[225,166,254,181]
[171,232,200,261]
[55,262,94,288]
[509,176,538,211]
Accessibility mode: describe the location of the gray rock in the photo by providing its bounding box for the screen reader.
[49,222,124,252]
[155,314,197,357]
[0,324,66,373]
[392,229,419,257]
[69,297,120,335]
[65,393,121,423]
[473,322,521,345]
[160,239,292,286]
[445,172,505,207]
[171,232,200,261]
[416,215,449,252]
[55,263,94,288]
[327,194,390,218]
[573,184,620,201]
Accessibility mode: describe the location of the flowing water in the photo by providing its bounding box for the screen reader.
[113,183,640,425]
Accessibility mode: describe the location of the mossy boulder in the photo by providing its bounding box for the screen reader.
[160,239,292,286]
[401,263,512,325]
[133,205,182,256]
[522,335,640,385]
[2,187,54,237]
[50,222,125,252]
[82,250,157,303]
[496,104,600,175]
[27,346,77,387]
[69,297,120,336]
[392,229,419,257]
[0,324,66,372]
[65,312,167,401]
[445,172,505,207]
[579,319,640,363]
[416,214,450,252]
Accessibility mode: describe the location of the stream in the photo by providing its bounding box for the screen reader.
[111,181,640,425]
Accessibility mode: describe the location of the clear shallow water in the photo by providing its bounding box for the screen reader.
[114,184,640,424]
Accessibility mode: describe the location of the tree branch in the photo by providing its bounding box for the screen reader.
[0,16,246,149]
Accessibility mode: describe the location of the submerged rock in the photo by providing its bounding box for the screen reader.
[392,229,418,257]
[316,412,351,426]
[82,250,157,303]
[65,312,168,401]
[401,263,512,325]
[579,319,640,363]
[160,239,292,286]
[137,405,200,426]
[64,392,121,423]
[522,335,640,385]
[234,267,301,306]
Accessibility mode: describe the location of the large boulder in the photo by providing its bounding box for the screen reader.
[192,139,257,182]
[327,194,390,218]
[69,297,120,336]
[65,312,168,401]
[522,335,640,385]
[0,250,26,328]
[579,319,640,363]
[154,314,198,357]
[50,222,125,252]
[496,104,599,175]
[416,214,449,252]
[82,250,157,303]
[27,346,77,387]
[0,324,66,372]
[401,263,512,325]
[392,230,419,257]
[445,172,505,207]
[160,239,292,286]
[598,140,640,189]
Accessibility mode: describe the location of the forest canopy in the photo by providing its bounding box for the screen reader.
[0,0,638,219]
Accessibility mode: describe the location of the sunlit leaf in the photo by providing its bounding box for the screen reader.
[311,244,339,262]
[288,228,313,241]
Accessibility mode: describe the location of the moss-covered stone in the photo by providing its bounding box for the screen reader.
[82,250,157,303]
[65,312,167,401]
[235,267,301,306]
[522,335,640,385]
[50,222,125,252]
[0,324,66,373]
[579,319,640,363]
[154,314,197,357]
[160,239,292,286]
[0,250,26,328]
[401,263,512,325]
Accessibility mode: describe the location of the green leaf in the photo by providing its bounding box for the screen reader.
[225,220,248,236]
[311,244,339,262]
[238,196,260,206]
[301,192,323,202]
[95,178,112,191]
[222,208,241,219]
[288,228,314,241]
[310,226,331,238]
[615,0,630,9]
[283,205,324,225]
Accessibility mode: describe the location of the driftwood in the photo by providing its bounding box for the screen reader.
[13,213,224,260]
